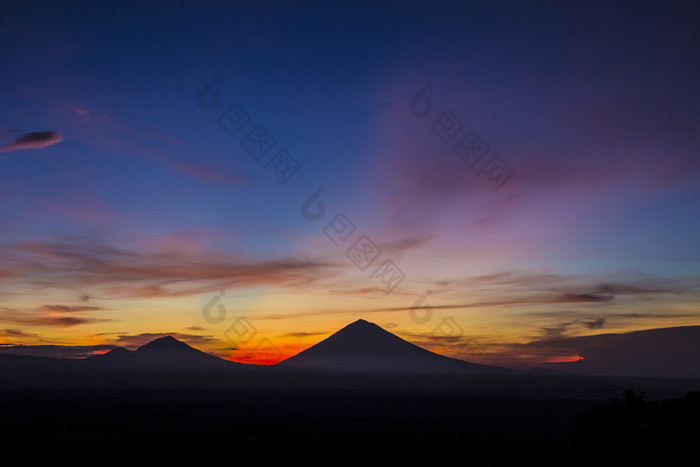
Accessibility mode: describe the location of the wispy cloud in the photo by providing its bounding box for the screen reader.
[0,343,116,359]
[278,331,329,339]
[0,130,63,154]
[0,306,110,328]
[33,316,110,327]
[1,328,41,340]
[4,238,338,299]
[584,317,605,329]
[379,234,436,257]
[109,332,219,350]
[40,305,107,313]
[58,103,246,184]
[367,292,615,314]
[447,271,689,295]
[3,315,111,328]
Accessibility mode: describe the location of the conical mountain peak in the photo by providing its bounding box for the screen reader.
[340,318,386,332]
[278,319,482,373]
[351,319,369,324]
[137,335,191,352]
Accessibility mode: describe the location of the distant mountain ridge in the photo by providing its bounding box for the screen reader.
[537,325,700,378]
[91,335,236,369]
[0,322,509,375]
[81,321,507,375]
[3,322,700,394]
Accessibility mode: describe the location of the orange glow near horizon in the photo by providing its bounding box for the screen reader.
[228,351,295,365]
[547,355,584,364]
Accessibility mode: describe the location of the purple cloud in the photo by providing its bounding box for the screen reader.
[0,130,63,153]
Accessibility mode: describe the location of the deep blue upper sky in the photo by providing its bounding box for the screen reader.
[1,0,699,366]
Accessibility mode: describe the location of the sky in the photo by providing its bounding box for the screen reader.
[1,0,699,368]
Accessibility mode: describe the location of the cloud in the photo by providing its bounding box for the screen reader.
[461,272,686,297]
[520,310,696,327]
[584,317,606,329]
[392,331,499,366]
[53,105,247,184]
[73,108,108,123]
[5,238,338,299]
[1,328,41,339]
[74,107,90,122]
[110,332,218,349]
[367,292,615,314]
[237,274,696,321]
[372,64,700,215]
[329,287,390,295]
[593,283,673,295]
[539,323,575,340]
[612,313,694,319]
[398,330,465,346]
[559,293,613,302]
[0,130,63,153]
[380,234,436,256]
[24,316,111,328]
[278,331,328,338]
[0,344,116,359]
[0,306,110,328]
[40,305,106,313]
[172,162,244,184]
[410,272,697,317]
[531,317,607,341]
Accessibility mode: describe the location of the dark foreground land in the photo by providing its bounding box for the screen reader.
[2,330,699,465]
[1,384,698,466]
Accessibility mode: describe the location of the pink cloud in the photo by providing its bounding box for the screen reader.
[0,130,63,153]
[4,238,338,300]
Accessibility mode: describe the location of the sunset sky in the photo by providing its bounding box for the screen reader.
[1,1,699,368]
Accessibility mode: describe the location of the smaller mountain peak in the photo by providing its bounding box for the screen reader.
[137,335,190,352]
[90,346,132,360]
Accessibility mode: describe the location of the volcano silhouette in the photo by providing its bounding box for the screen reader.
[92,335,236,369]
[277,319,493,373]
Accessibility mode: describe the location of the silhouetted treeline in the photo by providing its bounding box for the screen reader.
[1,387,698,466]
[0,388,592,466]
[573,389,699,466]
